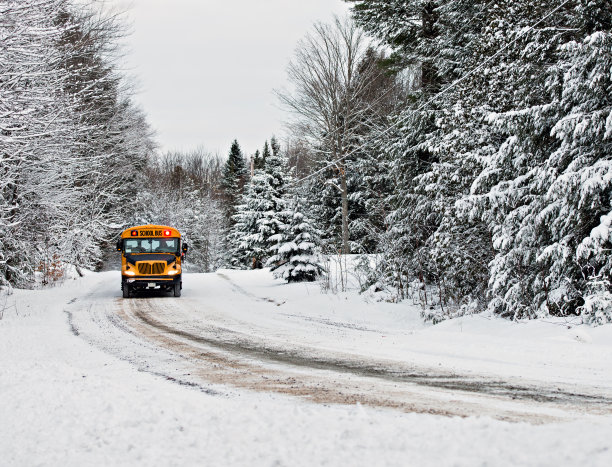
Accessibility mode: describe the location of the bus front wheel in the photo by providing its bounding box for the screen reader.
[123,283,130,299]
[173,282,181,297]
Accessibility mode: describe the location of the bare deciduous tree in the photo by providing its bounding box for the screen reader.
[276,16,384,254]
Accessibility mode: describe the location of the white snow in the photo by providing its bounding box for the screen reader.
[2,269,612,466]
[211,269,612,389]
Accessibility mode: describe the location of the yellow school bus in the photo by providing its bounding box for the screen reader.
[116,224,188,298]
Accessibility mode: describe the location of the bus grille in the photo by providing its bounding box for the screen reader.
[152,262,165,275]
[137,262,166,275]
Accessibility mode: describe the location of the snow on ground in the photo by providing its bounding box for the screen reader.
[215,268,612,390]
[1,270,612,466]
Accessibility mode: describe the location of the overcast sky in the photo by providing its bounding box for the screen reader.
[105,0,350,158]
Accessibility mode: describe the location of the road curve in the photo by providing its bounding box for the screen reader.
[66,272,612,424]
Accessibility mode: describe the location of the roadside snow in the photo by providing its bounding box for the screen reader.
[1,271,612,466]
[215,268,612,390]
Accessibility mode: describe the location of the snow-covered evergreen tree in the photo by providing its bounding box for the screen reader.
[261,141,271,163]
[258,143,292,250]
[270,136,281,158]
[220,139,248,221]
[228,169,270,268]
[252,150,263,171]
[461,0,610,319]
[342,0,612,322]
[228,140,292,268]
[543,18,612,323]
[268,197,323,282]
[219,140,248,266]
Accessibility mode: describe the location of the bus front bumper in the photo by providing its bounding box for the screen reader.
[122,274,181,290]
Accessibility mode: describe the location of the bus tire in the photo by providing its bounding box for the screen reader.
[123,283,130,299]
[173,282,181,297]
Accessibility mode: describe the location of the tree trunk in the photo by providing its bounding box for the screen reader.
[340,170,349,254]
[421,1,439,93]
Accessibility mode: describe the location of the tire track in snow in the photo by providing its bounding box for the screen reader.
[216,272,284,306]
[65,274,612,423]
[115,296,612,423]
[64,285,222,397]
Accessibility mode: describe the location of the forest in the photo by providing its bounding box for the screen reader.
[1,0,611,325]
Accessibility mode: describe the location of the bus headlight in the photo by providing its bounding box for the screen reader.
[125,270,136,276]
[168,269,179,275]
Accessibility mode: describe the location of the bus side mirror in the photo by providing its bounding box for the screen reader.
[182,243,189,254]
[116,239,123,252]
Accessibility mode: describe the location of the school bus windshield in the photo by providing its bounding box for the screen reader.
[124,238,179,254]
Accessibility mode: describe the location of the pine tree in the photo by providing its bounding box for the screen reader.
[219,139,247,265]
[252,150,263,171]
[540,10,612,323]
[227,169,269,268]
[228,139,292,268]
[270,136,281,158]
[262,141,271,163]
[344,0,582,314]
[220,139,247,221]
[268,197,323,282]
[334,0,612,322]
[257,142,291,250]
[460,1,600,319]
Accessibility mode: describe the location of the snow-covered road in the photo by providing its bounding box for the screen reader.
[66,270,612,424]
[3,270,612,466]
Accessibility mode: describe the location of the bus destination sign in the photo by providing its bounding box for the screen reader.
[131,229,164,237]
